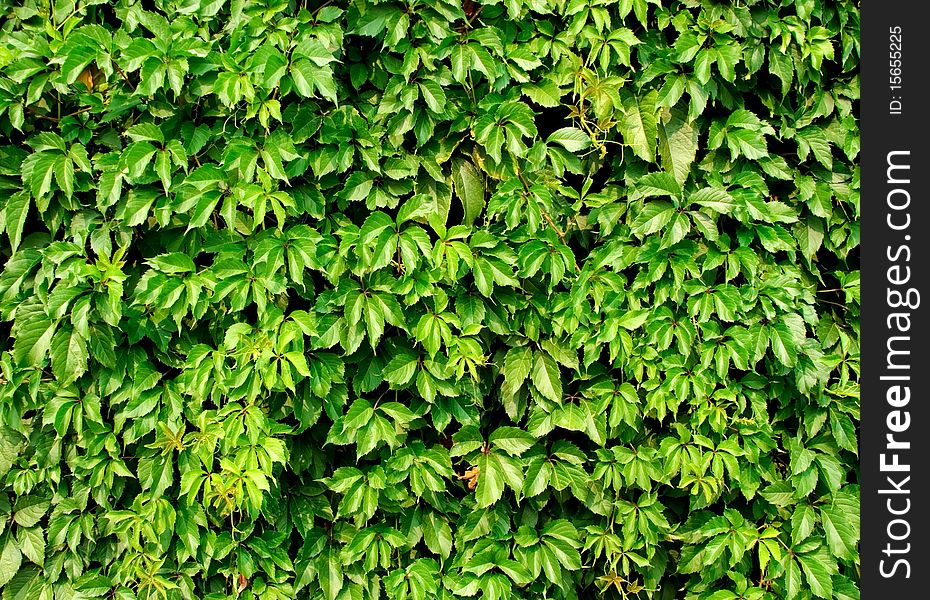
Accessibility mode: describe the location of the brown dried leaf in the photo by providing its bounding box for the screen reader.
[457,466,480,490]
[76,64,101,92]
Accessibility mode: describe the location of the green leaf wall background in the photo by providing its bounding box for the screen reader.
[0,0,859,599]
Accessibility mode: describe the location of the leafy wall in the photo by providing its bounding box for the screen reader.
[0,1,860,599]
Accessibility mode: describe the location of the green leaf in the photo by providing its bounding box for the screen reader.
[531,352,562,403]
[290,59,317,98]
[379,402,417,425]
[383,349,418,387]
[769,320,799,367]
[16,528,44,567]
[756,225,796,253]
[120,141,157,178]
[657,108,698,185]
[791,504,815,543]
[12,497,49,528]
[489,427,535,456]
[0,538,22,588]
[635,172,681,200]
[294,38,338,67]
[418,80,447,113]
[821,503,856,560]
[0,429,23,480]
[21,152,58,198]
[60,44,98,84]
[797,546,836,598]
[343,172,374,202]
[830,412,858,455]
[3,191,29,253]
[12,317,55,367]
[117,188,157,227]
[727,128,768,160]
[615,309,649,331]
[631,201,675,237]
[451,159,485,227]
[523,457,552,497]
[619,90,658,162]
[359,211,394,245]
[343,399,374,434]
[760,481,796,508]
[50,328,87,385]
[126,122,165,145]
[769,47,794,95]
[421,512,453,559]
[547,127,591,153]
[475,453,505,508]
[785,558,802,600]
[319,548,343,600]
[523,80,561,107]
[502,346,532,392]
[690,188,736,214]
[795,215,825,260]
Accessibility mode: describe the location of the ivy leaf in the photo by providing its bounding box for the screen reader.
[12,496,49,528]
[769,320,799,367]
[343,172,374,202]
[791,504,815,544]
[795,216,825,260]
[294,38,338,67]
[475,453,505,508]
[726,128,768,160]
[451,159,485,227]
[49,328,87,385]
[2,191,29,253]
[319,548,343,600]
[830,412,858,455]
[502,346,532,394]
[785,558,803,599]
[117,188,158,226]
[0,429,22,480]
[760,481,796,508]
[531,352,562,403]
[615,310,649,331]
[147,253,196,274]
[523,457,552,497]
[820,503,856,560]
[421,512,453,559]
[290,59,337,103]
[657,108,698,185]
[60,44,99,84]
[17,527,44,567]
[619,90,658,162]
[797,545,836,598]
[12,317,55,367]
[523,80,561,107]
[769,47,794,95]
[547,127,591,153]
[757,225,796,253]
[631,201,675,237]
[0,538,22,588]
[489,427,535,456]
[21,152,58,198]
[690,188,736,214]
[635,172,681,200]
[418,80,447,113]
[0,4,861,599]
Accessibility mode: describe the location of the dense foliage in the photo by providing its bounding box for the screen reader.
[0,0,860,599]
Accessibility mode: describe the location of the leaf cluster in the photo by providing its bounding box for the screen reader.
[0,1,859,599]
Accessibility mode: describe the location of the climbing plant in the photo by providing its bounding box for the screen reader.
[0,1,859,599]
